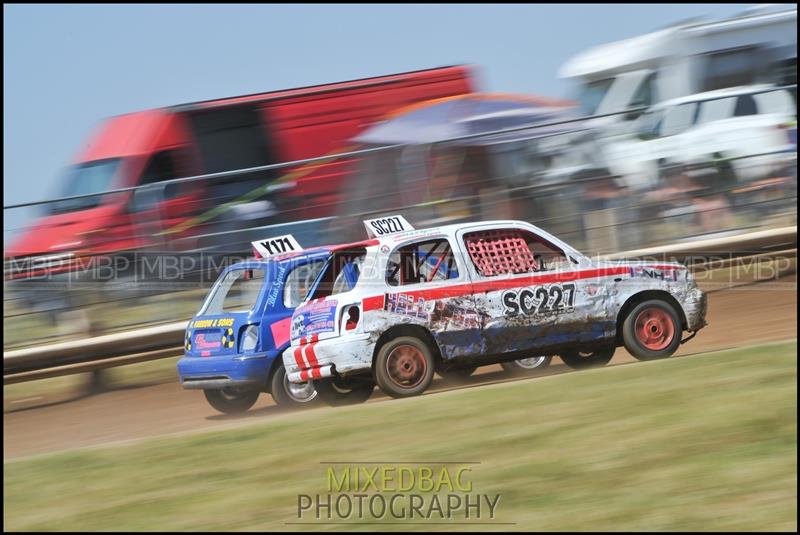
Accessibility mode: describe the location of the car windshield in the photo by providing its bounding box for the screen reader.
[199,267,266,315]
[47,158,123,215]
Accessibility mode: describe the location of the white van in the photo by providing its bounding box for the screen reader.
[601,85,796,189]
[560,6,797,130]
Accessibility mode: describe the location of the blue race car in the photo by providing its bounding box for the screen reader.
[177,234,329,413]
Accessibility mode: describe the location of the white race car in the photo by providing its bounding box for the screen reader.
[283,216,707,403]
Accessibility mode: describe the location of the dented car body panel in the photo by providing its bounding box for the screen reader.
[283,220,707,383]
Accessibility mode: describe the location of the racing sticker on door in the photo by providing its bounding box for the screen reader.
[501,283,576,318]
[292,300,338,339]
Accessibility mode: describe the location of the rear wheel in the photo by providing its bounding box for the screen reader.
[374,336,435,398]
[501,355,552,375]
[204,387,260,414]
[314,376,374,407]
[560,346,615,370]
[623,299,682,360]
[270,362,318,407]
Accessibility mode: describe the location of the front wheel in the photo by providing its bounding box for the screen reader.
[270,362,318,407]
[374,336,435,398]
[623,299,682,360]
[204,387,260,414]
[314,376,374,407]
[560,346,615,370]
[501,355,552,375]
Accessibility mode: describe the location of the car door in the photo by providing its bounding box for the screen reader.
[457,224,611,357]
[383,235,482,362]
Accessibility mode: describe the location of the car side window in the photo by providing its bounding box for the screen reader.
[201,268,266,315]
[636,110,663,138]
[753,90,796,115]
[386,238,459,287]
[697,97,736,124]
[463,229,569,277]
[630,72,657,109]
[283,260,327,308]
[307,249,367,300]
[131,149,193,212]
[659,103,697,137]
[733,94,757,117]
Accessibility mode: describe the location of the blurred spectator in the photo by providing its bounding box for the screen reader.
[581,172,628,211]
[640,164,697,235]
[691,186,735,233]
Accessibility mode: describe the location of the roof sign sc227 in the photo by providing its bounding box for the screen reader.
[363,215,415,238]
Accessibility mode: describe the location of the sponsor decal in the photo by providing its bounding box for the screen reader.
[292,314,306,340]
[629,266,678,281]
[265,264,288,307]
[293,300,338,337]
[430,301,482,329]
[193,332,222,350]
[385,293,481,329]
[502,283,576,318]
[385,293,429,320]
[190,317,235,328]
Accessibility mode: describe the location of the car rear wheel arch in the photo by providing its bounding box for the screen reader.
[372,324,443,368]
[616,290,687,345]
[265,353,287,394]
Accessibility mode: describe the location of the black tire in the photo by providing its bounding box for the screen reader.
[436,364,478,380]
[204,387,260,414]
[314,376,374,407]
[501,355,552,375]
[560,346,615,370]
[622,299,682,361]
[270,362,319,407]
[374,336,436,398]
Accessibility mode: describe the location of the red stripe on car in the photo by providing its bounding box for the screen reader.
[305,343,320,369]
[361,266,631,309]
[293,346,306,369]
[363,295,384,311]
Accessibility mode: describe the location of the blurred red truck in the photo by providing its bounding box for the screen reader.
[5,65,475,280]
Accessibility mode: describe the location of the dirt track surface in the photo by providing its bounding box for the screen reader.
[4,281,797,460]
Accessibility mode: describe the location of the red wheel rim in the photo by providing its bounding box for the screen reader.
[386,345,427,389]
[634,307,675,350]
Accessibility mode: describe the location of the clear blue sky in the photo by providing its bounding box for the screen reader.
[4,3,746,229]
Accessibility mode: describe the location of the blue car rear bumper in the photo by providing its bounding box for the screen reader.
[177,352,276,390]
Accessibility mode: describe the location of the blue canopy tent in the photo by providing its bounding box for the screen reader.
[333,93,608,244]
[353,93,585,147]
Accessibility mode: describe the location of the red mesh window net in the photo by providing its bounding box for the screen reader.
[465,230,539,277]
